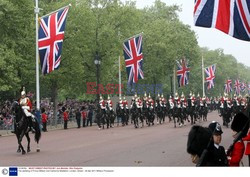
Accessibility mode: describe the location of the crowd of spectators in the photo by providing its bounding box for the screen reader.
[0,99,97,132]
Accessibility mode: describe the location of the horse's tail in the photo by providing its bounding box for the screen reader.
[34,119,41,143]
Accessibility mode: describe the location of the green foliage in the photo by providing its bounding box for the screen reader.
[0,0,249,102]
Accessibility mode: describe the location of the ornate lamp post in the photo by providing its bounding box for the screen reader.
[94,53,101,101]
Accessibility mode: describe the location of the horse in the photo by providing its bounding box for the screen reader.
[11,101,41,154]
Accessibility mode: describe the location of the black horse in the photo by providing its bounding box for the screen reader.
[12,101,41,154]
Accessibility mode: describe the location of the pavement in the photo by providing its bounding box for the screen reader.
[0,111,248,166]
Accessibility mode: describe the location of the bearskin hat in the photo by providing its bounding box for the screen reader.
[187,125,212,157]
[41,107,45,113]
[62,106,66,112]
[231,112,249,137]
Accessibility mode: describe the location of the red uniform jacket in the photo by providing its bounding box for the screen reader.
[41,113,48,123]
[63,111,69,121]
[228,141,245,166]
[81,111,87,120]
[242,132,250,155]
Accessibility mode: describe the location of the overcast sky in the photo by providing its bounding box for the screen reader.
[124,0,250,67]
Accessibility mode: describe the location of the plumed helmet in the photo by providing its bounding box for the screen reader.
[208,121,223,135]
[148,94,151,98]
[187,125,212,157]
[161,94,164,98]
[108,95,110,100]
[181,92,184,98]
[144,92,147,97]
[123,96,126,100]
[231,112,249,137]
[21,91,26,96]
[169,95,172,99]
[100,96,103,100]
[175,92,178,97]
[189,92,192,97]
[132,97,135,100]
[158,93,160,97]
[197,93,200,97]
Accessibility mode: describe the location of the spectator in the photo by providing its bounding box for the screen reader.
[41,108,48,132]
[75,109,81,128]
[63,107,69,129]
[87,106,93,127]
[81,107,87,127]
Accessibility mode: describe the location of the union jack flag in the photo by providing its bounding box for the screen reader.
[241,81,247,92]
[205,64,216,90]
[123,34,144,85]
[38,6,69,75]
[194,0,250,41]
[176,58,190,87]
[224,79,232,93]
[234,79,241,95]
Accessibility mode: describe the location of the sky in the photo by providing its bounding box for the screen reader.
[127,0,250,67]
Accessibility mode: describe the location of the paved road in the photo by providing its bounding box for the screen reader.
[0,112,248,166]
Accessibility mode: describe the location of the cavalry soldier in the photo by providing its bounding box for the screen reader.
[181,93,187,106]
[130,96,135,108]
[19,90,35,120]
[99,96,106,109]
[119,97,124,110]
[16,90,36,133]
[175,92,181,109]
[169,95,174,110]
[191,93,196,107]
[148,94,154,109]
[106,95,113,111]
[123,96,129,110]
[161,94,167,108]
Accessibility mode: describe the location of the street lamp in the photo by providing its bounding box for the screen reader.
[94,53,101,101]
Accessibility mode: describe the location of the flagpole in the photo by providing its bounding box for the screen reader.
[173,65,176,95]
[35,0,40,112]
[202,55,205,97]
[119,55,121,98]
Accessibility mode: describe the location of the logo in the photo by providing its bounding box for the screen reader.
[2,168,8,175]
[9,167,18,176]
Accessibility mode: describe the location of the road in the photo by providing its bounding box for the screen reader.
[0,111,248,166]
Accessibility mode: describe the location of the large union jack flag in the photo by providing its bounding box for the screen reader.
[205,64,216,90]
[38,6,69,75]
[123,34,144,85]
[224,79,232,93]
[176,58,190,87]
[234,79,241,95]
[194,0,250,41]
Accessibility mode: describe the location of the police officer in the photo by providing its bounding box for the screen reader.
[207,121,228,166]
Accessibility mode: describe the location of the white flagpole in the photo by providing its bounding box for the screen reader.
[202,55,205,97]
[173,65,176,95]
[119,55,121,98]
[35,0,40,111]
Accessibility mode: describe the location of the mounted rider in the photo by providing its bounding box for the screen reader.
[19,90,35,120]
[16,89,36,133]
[99,96,106,113]
[106,95,113,112]
[148,94,154,110]
[123,96,129,110]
